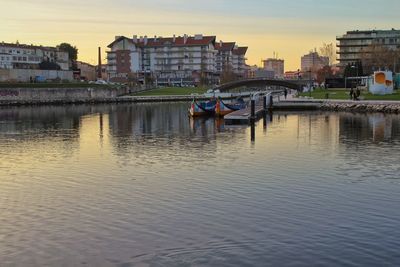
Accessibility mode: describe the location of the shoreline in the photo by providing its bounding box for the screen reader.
[0,87,400,114]
[274,99,400,114]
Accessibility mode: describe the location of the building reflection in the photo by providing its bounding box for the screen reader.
[339,113,400,143]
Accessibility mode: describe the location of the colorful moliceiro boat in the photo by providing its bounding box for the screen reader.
[189,99,217,117]
[215,98,246,117]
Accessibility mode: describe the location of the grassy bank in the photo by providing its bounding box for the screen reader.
[134,86,208,96]
[299,88,400,101]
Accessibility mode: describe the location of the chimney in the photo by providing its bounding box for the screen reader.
[97,47,102,79]
[220,40,223,47]
[144,35,148,45]
[184,34,188,44]
[173,34,176,43]
[132,35,138,43]
[154,35,157,42]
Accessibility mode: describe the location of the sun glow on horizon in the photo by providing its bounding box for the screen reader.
[1,0,399,70]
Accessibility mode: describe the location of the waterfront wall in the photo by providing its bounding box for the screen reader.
[320,102,400,114]
[0,87,128,105]
[0,69,73,82]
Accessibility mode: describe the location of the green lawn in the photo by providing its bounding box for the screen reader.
[299,88,400,101]
[134,86,208,96]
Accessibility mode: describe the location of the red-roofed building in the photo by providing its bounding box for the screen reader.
[107,34,218,84]
[232,46,248,78]
[107,34,249,84]
[214,41,236,75]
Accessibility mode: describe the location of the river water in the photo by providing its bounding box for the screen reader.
[0,103,400,266]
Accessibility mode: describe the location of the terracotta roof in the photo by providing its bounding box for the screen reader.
[108,35,216,48]
[215,42,236,51]
[233,47,248,55]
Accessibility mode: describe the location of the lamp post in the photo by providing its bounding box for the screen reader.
[351,64,359,86]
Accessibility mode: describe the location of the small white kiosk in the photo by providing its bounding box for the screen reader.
[369,71,394,95]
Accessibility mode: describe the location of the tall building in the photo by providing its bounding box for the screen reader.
[0,42,69,70]
[107,34,248,84]
[263,58,284,78]
[336,29,400,66]
[215,41,235,74]
[232,46,248,78]
[301,51,329,71]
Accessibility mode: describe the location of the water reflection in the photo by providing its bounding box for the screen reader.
[1,103,400,266]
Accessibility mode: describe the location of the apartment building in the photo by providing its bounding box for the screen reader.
[0,42,69,70]
[107,34,248,84]
[301,52,329,71]
[107,34,217,83]
[263,58,284,78]
[336,29,400,66]
[232,46,248,78]
[215,41,235,74]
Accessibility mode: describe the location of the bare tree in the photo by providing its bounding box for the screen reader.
[220,63,237,84]
[319,43,336,66]
[360,44,400,74]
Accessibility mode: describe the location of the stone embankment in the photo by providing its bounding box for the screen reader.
[320,101,400,114]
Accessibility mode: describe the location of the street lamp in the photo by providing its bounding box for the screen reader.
[351,64,359,86]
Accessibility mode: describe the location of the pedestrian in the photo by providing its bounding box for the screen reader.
[284,88,288,99]
[349,86,354,100]
[354,87,361,101]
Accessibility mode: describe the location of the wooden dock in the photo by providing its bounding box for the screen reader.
[224,105,265,125]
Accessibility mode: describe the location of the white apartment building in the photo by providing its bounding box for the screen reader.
[107,34,248,84]
[301,52,329,71]
[215,41,235,74]
[107,34,218,83]
[0,42,70,70]
[232,46,248,78]
[337,29,400,66]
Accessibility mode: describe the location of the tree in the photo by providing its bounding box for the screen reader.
[58,43,78,61]
[39,61,61,70]
[58,43,78,70]
[316,65,335,84]
[220,63,237,84]
[319,43,336,65]
[360,44,400,74]
[343,61,363,78]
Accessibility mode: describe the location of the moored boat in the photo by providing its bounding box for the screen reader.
[215,97,246,117]
[189,99,217,117]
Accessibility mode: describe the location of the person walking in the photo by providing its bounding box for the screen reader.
[349,86,354,100]
[284,88,288,99]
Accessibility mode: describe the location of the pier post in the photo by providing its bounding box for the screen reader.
[251,99,255,119]
[269,95,273,110]
[263,95,267,111]
[251,122,255,142]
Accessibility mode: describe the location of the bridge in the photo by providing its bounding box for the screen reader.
[213,78,310,92]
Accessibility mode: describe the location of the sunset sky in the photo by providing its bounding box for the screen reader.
[2,0,399,70]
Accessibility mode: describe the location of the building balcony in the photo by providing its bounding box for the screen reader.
[336,36,374,41]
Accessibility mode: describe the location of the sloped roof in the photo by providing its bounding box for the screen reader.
[108,35,216,48]
[233,47,248,55]
[215,42,236,51]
